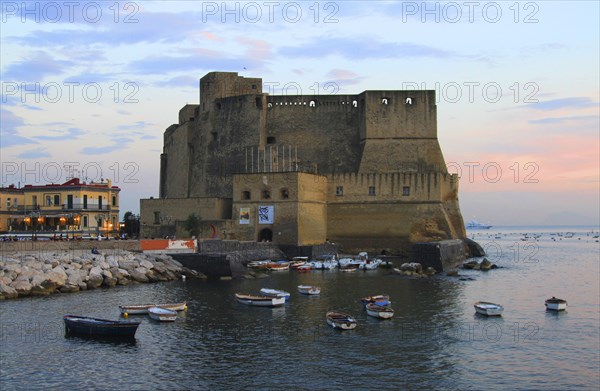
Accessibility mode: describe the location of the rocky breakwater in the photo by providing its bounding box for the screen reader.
[0,251,204,300]
[392,262,437,277]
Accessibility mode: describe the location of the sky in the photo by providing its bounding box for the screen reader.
[1,0,599,226]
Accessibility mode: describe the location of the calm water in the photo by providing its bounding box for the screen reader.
[1,226,599,390]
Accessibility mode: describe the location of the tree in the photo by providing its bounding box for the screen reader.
[122,211,140,238]
[183,213,201,238]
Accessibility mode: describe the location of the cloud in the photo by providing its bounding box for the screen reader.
[529,115,599,125]
[35,127,86,141]
[2,51,74,81]
[79,135,135,155]
[0,108,37,147]
[278,36,458,59]
[116,121,154,131]
[129,54,251,75]
[154,75,199,89]
[17,147,51,159]
[526,97,598,111]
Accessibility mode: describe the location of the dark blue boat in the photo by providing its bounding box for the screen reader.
[63,315,141,339]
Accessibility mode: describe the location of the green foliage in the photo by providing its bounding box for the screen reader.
[183,213,201,237]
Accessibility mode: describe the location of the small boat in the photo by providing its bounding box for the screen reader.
[326,311,357,330]
[338,257,364,269]
[340,264,359,272]
[360,258,383,270]
[148,307,178,322]
[466,220,492,229]
[247,260,271,270]
[266,262,289,271]
[297,285,321,295]
[365,303,395,319]
[260,288,291,302]
[545,297,568,311]
[235,293,286,307]
[296,264,313,272]
[360,295,391,305]
[474,301,504,316]
[119,302,187,315]
[63,315,141,338]
[290,260,307,269]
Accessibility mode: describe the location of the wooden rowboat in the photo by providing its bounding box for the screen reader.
[235,293,286,307]
[63,315,141,339]
[148,307,178,322]
[545,297,568,311]
[259,288,291,302]
[474,301,504,316]
[297,285,321,295]
[326,311,357,330]
[365,303,395,319]
[360,295,391,305]
[119,302,187,315]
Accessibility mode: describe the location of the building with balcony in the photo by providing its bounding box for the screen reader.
[0,178,120,236]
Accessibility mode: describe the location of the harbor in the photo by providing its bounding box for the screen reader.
[1,226,598,389]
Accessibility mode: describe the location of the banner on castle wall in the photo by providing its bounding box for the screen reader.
[239,208,250,224]
[258,206,274,224]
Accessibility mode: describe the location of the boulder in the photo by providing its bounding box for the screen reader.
[465,238,486,257]
[0,283,18,299]
[139,259,154,270]
[400,262,423,273]
[87,266,104,289]
[480,258,494,271]
[10,280,32,297]
[106,256,119,268]
[130,268,149,283]
[462,260,480,270]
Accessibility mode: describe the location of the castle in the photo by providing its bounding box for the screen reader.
[140,72,466,254]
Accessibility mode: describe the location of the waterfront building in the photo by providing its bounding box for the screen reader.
[0,178,120,236]
[141,72,465,254]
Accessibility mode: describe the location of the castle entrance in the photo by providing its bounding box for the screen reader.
[258,228,273,242]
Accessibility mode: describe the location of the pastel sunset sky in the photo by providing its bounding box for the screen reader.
[1,1,598,225]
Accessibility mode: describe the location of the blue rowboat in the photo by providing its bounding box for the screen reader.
[64,315,141,338]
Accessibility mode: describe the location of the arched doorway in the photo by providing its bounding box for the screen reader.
[258,228,273,242]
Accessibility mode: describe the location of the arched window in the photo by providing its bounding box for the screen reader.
[382,98,389,105]
[280,188,289,199]
[352,100,358,107]
[262,189,271,199]
[405,97,412,105]
[309,100,316,107]
[268,102,273,108]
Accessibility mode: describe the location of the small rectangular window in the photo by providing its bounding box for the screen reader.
[54,195,60,206]
[336,186,344,196]
[403,186,410,196]
[368,186,376,196]
[242,191,251,200]
[154,211,161,224]
[112,196,116,206]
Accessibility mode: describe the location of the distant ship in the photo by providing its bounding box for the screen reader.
[466,220,492,229]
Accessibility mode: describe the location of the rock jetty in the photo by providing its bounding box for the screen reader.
[0,250,204,300]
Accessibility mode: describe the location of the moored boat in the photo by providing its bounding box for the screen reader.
[297,285,321,295]
[365,303,395,319]
[266,262,289,271]
[260,288,291,302]
[235,293,286,307]
[63,315,141,338]
[296,264,313,272]
[119,302,187,315]
[148,307,178,322]
[360,295,391,305]
[474,301,504,316]
[326,311,357,330]
[545,297,568,311]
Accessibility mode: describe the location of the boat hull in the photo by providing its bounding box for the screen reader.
[64,315,141,338]
[326,312,357,330]
[259,288,291,302]
[365,303,394,319]
[545,298,568,311]
[474,302,504,316]
[119,302,187,315]
[235,294,285,307]
[297,285,321,295]
[148,307,178,322]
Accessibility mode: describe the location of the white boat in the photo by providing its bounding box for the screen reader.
[266,262,289,271]
[360,258,383,270]
[545,297,568,311]
[259,288,291,302]
[474,301,504,316]
[235,293,286,307]
[297,285,321,295]
[326,311,357,330]
[119,302,187,315]
[466,220,492,229]
[365,303,395,319]
[148,306,178,322]
[309,254,338,270]
[338,257,364,269]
